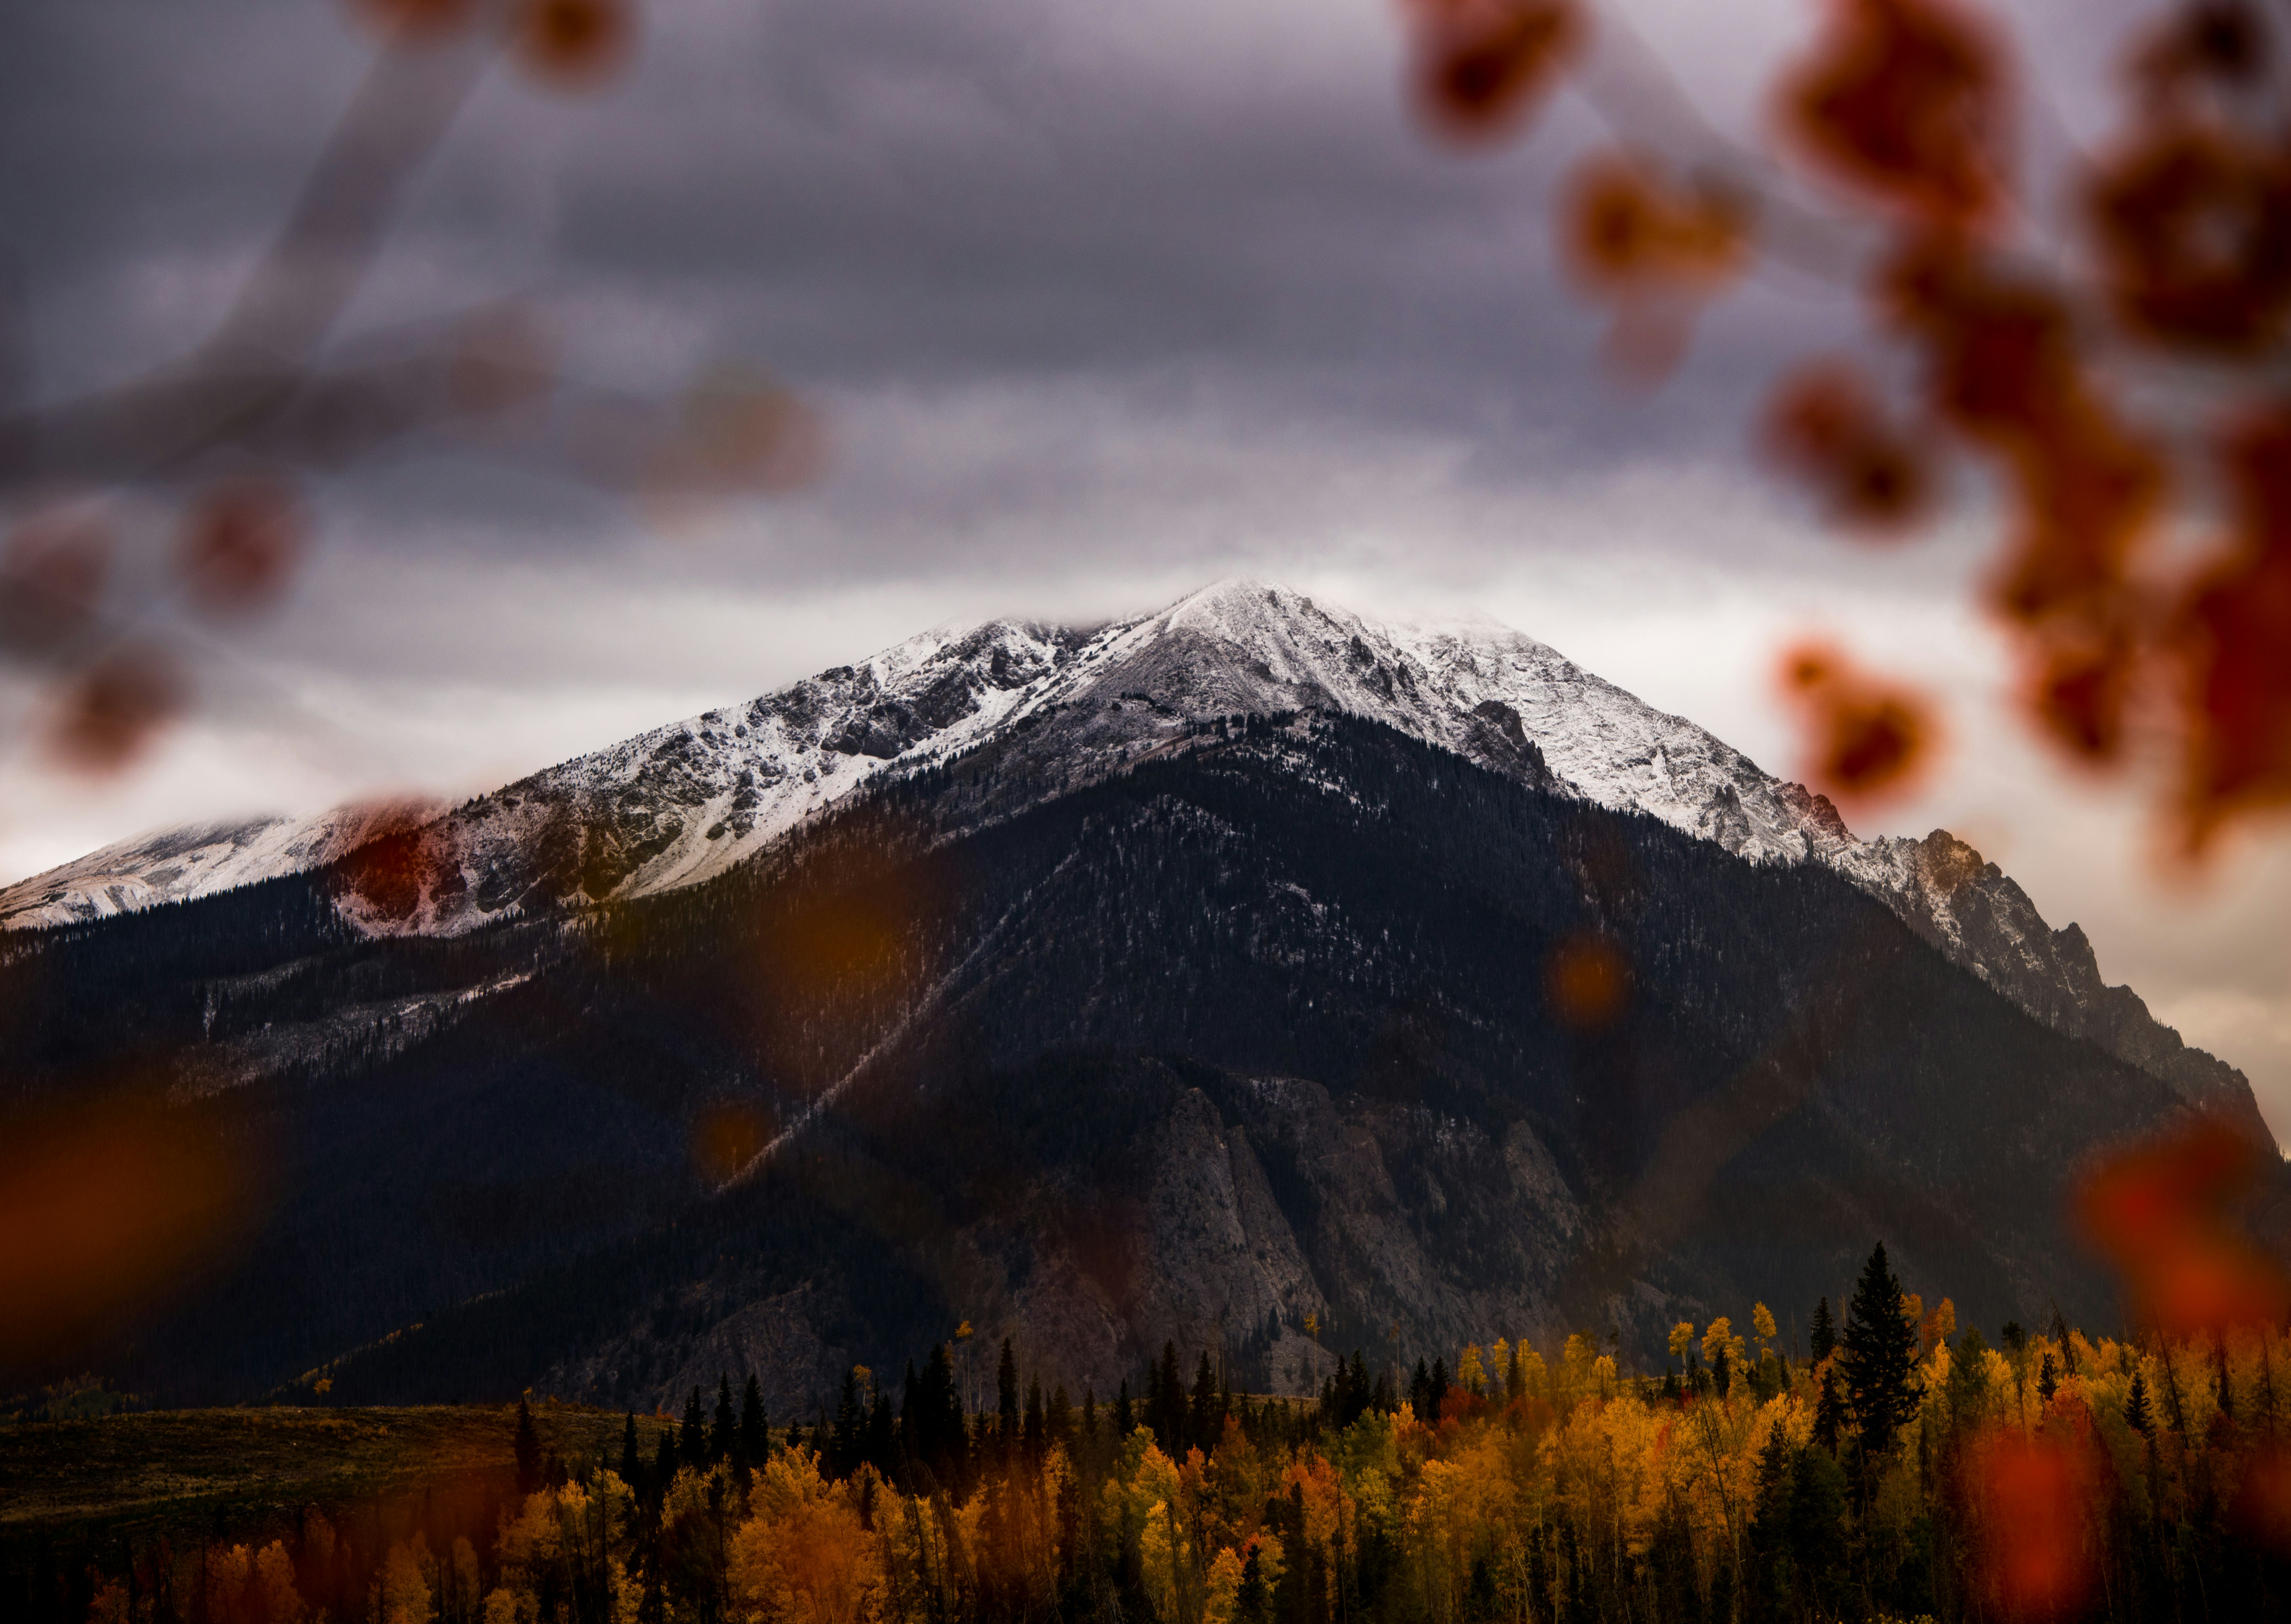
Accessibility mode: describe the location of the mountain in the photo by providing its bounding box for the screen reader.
[5,579,2264,1140]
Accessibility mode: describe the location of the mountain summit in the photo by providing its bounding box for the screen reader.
[11,580,2280,1408]
[8,578,2258,1138]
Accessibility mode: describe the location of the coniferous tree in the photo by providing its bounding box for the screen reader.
[1024,1379,1045,1468]
[1154,1342,1184,1448]
[2127,1368,2153,1434]
[867,1388,896,1475]
[739,1375,768,1469]
[652,1422,678,1494]
[619,1413,642,1488]
[1410,1359,1432,1415]
[833,1367,864,1476]
[1808,1297,1836,1365]
[1428,1358,1450,1421]
[2049,1306,2078,1372]
[712,1376,738,1465]
[1839,1242,1920,1455]
[681,1387,709,1472]
[997,1340,1021,1453]
[1190,1351,1221,1449]
[2038,1352,2059,1405]
[514,1399,543,1496]
[1115,1379,1133,1438]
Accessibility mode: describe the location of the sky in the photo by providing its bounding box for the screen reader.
[7,0,2290,1138]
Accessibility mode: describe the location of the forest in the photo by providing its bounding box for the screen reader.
[12,1243,2291,1624]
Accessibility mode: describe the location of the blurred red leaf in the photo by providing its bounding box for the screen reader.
[44,647,188,777]
[177,477,307,617]
[2173,405,2291,855]
[512,0,635,89]
[1778,0,2013,231]
[1777,639,1940,805]
[2088,124,2291,356]
[2075,1112,2288,1335]
[0,1093,257,1369]
[1967,1431,2095,1618]
[1406,0,1584,144]
[0,505,112,653]
[1763,359,1936,535]
[1544,930,1630,1030]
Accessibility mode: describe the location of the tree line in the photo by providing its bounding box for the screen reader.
[14,1242,2291,1621]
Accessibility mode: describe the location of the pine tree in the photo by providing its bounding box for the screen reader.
[2126,1368,2153,1435]
[997,1339,1021,1451]
[712,1376,738,1465]
[1190,1350,1221,1450]
[652,1421,678,1494]
[514,1399,543,1496]
[1115,1378,1134,1438]
[1410,1358,1432,1415]
[681,1387,709,1472]
[2048,1306,2078,1372]
[739,1375,768,1468]
[1814,1366,1847,1453]
[1808,1297,1836,1365]
[1839,1243,1920,1455]
[832,1367,864,1476]
[619,1413,642,1488]
[2038,1352,2059,1405]
[1428,1357,1451,1421]
[1236,1547,1272,1624]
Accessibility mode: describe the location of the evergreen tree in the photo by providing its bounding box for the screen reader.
[1190,1350,1221,1450]
[652,1422,678,1494]
[681,1387,709,1472]
[2038,1352,2059,1405]
[712,1376,738,1465]
[1808,1297,1836,1365]
[1409,1358,1432,1415]
[739,1375,768,1468]
[867,1388,897,1475]
[2127,1367,2153,1434]
[514,1399,543,1495]
[832,1367,864,1476]
[1115,1379,1133,1438]
[1428,1357,1451,1421]
[1153,1342,1184,1448]
[619,1412,642,1488]
[1024,1378,1045,1468]
[997,1340,1021,1451]
[1839,1242,1920,1455]
[1236,1548,1272,1624]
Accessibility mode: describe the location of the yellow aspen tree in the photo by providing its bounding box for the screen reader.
[1459,1344,1487,1396]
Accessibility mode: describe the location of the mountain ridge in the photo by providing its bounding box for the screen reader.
[3,578,2264,1141]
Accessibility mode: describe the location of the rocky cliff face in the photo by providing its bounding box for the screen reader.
[4,579,2264,1145]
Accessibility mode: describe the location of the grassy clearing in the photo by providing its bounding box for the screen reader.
[0,1402,664,1552]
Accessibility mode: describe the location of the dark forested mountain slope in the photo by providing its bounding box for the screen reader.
[0,713,2265,1411]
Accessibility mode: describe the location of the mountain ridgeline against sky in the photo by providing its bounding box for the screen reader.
[1,582,2275,1410]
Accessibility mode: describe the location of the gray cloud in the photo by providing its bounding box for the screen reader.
[8,0,2291,1140]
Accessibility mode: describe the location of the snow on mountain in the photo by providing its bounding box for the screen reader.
[0,578,2259,1135]
[0,797,447,931]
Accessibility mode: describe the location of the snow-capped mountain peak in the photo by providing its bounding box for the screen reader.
[0,578,2260,1139]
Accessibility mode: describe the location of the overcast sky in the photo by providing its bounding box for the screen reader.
[9,0,2289,1139]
